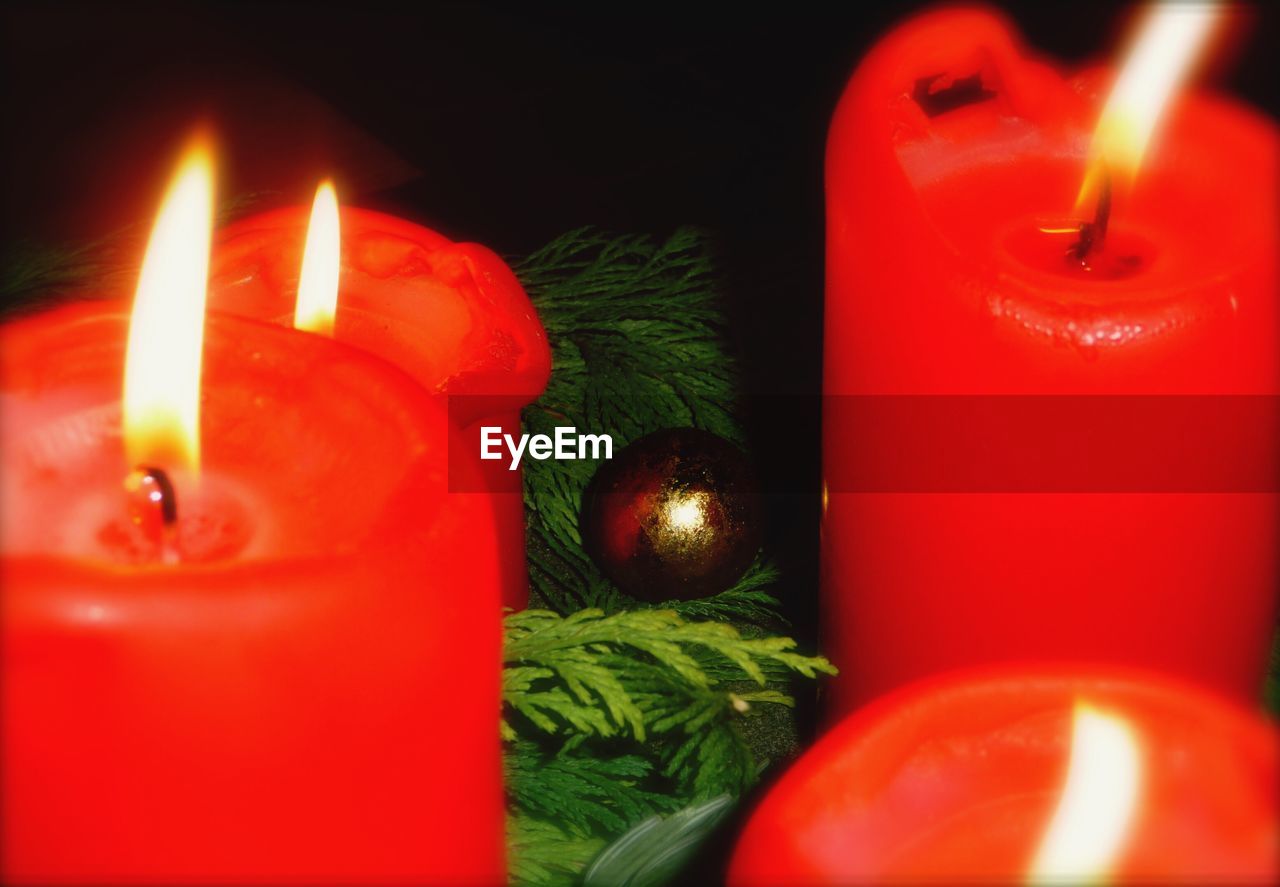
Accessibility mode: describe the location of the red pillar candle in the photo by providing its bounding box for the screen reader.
[821,8,1278,715]
[0,302,505,884]
[208,203,551,609]
[2,146,504,880]
[729,666,1279,885]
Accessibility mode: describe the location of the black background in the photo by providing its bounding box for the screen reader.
[1,5,1276,872]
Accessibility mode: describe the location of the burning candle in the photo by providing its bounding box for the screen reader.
[821,6,1278,715]
[728,666,1279,885]
[208,192,551,609]
[0,143,505,883]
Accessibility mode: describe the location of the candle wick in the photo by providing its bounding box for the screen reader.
[124,465,180,558]
[1071,169,1112,264]
[136,465,178,525]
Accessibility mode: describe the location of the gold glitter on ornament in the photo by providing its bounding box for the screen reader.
[583,428,761,602]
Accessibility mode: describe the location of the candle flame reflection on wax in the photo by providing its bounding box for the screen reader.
[1076,2,1219,212]
[1027,702,1143,885]
[122,138,215,474]
[294,180,340,336]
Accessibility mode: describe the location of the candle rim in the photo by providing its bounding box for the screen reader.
[212,203,552,406]
[1,301,489,571]
[728,660,1278,882]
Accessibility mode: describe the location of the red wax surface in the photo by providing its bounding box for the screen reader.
[210,206,551,608]
[822,8,1279,715]
[728,666,1279,885]
[1,302,504,884]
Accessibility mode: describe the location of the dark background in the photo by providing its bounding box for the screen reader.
[2,1,1275,880]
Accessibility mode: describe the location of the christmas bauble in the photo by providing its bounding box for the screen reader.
[582,428,761,601]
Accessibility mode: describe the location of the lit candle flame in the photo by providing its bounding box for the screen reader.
[1028,702,1143,884]
[123,138,215,473]
[1077,2,1219,211]
[294,180,340,335]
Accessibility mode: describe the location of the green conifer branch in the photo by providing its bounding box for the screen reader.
[502,607,835,884]
[516,228,772,620]
[504,608,834,742]
[508,814,607,887]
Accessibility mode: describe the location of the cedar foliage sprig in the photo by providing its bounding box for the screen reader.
[516,228,770,618]
[504,608,834,745]
[508,229,832,885]
[503,607,835,886]
[508,815,609,887]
